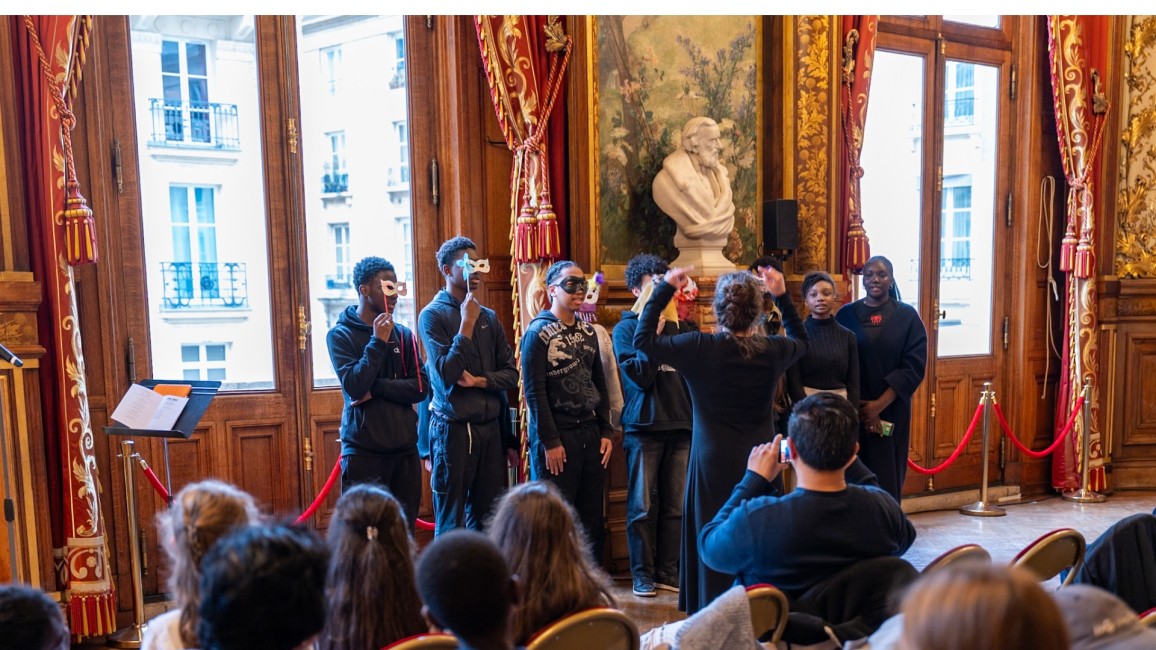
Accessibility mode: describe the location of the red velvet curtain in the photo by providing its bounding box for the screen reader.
[1047,15,1111,491]
[475,15,572,335]
[13,15,114,638]
[839,16,878,277]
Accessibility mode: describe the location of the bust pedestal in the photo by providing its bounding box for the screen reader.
[672,233,737,277]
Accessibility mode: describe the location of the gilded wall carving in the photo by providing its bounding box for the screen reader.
[794,16,831,272]
[1116,16,1156,278]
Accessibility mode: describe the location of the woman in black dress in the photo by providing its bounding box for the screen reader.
[787,271,860,411]
[835,256,927,502]
[634,265,807,614]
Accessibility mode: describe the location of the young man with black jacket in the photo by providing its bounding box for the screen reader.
[418,237,520,535]
[613,253,694,598]
[327,256,428,527]
[521,260,613,560]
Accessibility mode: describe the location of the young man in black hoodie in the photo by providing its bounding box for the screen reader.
[326,256,428,527]
[613,253,694,598]
[521,260,613,559]
[418,237,520,535]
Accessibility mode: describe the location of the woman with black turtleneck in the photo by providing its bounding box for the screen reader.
[787,271,860,411]
[836,256,927,502]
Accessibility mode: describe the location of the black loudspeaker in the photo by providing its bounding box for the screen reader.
[762,199,799,251]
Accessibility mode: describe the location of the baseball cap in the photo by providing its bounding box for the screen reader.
[1055,585,1156,650]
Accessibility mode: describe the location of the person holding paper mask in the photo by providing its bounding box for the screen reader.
[418,237,520,536]
[327,256,429,527]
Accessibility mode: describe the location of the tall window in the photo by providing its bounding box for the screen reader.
[941,180,973,280]
[321,45,342,95]
[161,40,211,143]
[395,121,408,184]
[390,32,406,88]
[330,223,351,287]
[324,131,348,193]
[170,185,219,300]
[181,343,228,381]
[946,61,975,125]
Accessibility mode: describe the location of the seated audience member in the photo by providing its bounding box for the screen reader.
[700,392,916,601]
[0,584,69,650]
[487,481,616,645]
[144,479,261,650]
[1071,511,1156,614]
[197,523,329,650]
[1055,585,1156,650]
[417,529,524,650]
[320,484,426,650]
[900,562,1069,650]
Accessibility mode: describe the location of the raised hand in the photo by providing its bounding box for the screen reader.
[746,434,786,481]
[373,311,394,342]
[460,292,482,323]
[761,265,787,297]
[663,265,695,289]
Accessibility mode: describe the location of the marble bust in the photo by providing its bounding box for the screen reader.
[652,116,737,275]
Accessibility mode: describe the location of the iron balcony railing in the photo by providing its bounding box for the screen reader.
[940,257,972,280]
[161,262,248,309]
[149,99,240,150]
[386,166,410,187]
[325,274,352,290]
[323,172,349,194]
[944,96,975,125]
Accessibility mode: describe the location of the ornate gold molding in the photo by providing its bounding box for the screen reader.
[794,16,831,272]
[1116,16,1156,278]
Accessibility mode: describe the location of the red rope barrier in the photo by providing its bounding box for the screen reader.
[907,400,986,476]
[295,455,438,531]
[993,396,1084,460]
[137,458,171,503]
[295,455,342,525]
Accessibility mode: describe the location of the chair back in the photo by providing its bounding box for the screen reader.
[922,543,991,573]
[1011,528,1086,586]
[526,607,639,650]
[1141,607,1156,628]
[746,584,789,643]
[381,633,459,649]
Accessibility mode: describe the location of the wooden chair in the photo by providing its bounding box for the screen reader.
[381,633,459,649]
[1011,528,1086,587]
[746,583,789,644]
[922,543,991,573]
[1140,607,1156,628]
[526,607,639,650]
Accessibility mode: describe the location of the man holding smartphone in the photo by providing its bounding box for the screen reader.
[700,393,915,603]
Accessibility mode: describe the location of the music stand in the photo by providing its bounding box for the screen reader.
[102,379,219,648]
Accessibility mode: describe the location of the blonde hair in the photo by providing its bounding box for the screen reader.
[158,479,260,647]
[487,481,615,644]
[899,562,1068,650]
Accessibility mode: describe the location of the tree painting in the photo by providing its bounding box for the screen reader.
[597,16,759,267]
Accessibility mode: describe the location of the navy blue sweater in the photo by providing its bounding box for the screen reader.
[327,305,429,457]
[612,310,693,434]
[700,469,916,599]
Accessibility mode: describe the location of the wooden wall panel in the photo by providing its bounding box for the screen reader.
[230,422,283,511]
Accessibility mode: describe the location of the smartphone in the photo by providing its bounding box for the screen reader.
[779,438,792,463]
[879,420,894,437]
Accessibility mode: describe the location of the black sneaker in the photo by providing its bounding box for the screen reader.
[654,574,679,593]
[632,576,656,598]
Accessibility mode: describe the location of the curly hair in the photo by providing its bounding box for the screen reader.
[436,236,478,270]
[320,484,425,650]
[487,481,615,644]
[353,256,395,288]
[714,272,768,359]
[624,253,670,291]
[158,480,261,648]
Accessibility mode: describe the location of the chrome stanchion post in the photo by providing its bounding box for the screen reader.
[109,440,147,647]
[961,382,1006,517]
[1063,380,1107,503]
